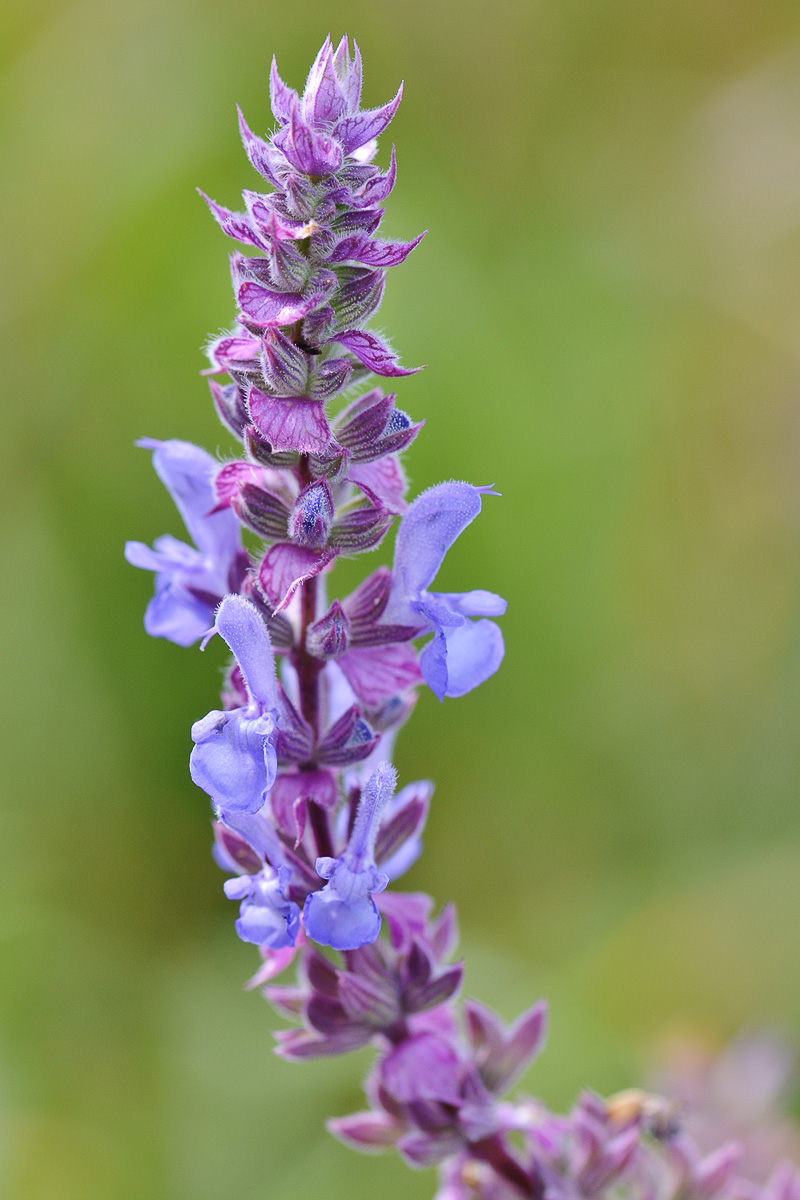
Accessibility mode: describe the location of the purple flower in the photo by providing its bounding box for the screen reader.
[303,762,396,950]
[224,866,300,950]
[190,594,279,815]
[125,439,243,646]
[385,482,506,700]
[211,798,302,951]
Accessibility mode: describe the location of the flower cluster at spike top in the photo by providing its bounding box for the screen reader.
[126,36,800,1200]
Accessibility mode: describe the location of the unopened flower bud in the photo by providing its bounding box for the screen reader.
[288,479,334,549]
[259,327,309,396]
[334,389,422,463]
[316,705,378,766]
[307,600,350,659]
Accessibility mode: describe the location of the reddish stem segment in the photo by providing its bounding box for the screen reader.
[469,1137,542,1198]
[293,453,323,740]
[307,794,333,860]
[295,572,322,739]
[293,453,331,860]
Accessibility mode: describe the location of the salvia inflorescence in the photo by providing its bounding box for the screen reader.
[126,37,800,1200]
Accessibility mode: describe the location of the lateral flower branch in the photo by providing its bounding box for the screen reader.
[126,37,800,1200]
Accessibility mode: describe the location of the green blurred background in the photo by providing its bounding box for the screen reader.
[3,0,800,1195]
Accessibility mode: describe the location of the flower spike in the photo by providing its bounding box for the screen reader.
[125,38,784,1200]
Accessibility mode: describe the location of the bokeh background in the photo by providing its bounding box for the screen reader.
[3,0,800,1196]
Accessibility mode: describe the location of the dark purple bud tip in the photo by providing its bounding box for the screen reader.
[334,390,421,463]
[316,705,379,765]
[288,479,335,549]
[385,408,411,434]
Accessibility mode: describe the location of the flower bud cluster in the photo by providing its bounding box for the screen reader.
[125,36,799,1200]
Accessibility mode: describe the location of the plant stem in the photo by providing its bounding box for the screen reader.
[293,452,331,859]
[293,453,323,741]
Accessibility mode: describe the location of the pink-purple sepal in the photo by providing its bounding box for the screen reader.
[464,998,548,1095]
[333,327,421,377]
[208,379,249,439]
[274,98,344,177]
[327,1111,401,1152]
[315,705,379,767]
[334,388,423,464]
[330,269,386,329]
[237,281,317,327]
[336,84,404,156]
[247,388,331,454]
[256,542,337,612]
[237,105,283,184]
[270,770,338,846]
[349,457,409,513]
[330,503,394,553]
[337,645,422,708]
[330,231,425,269]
